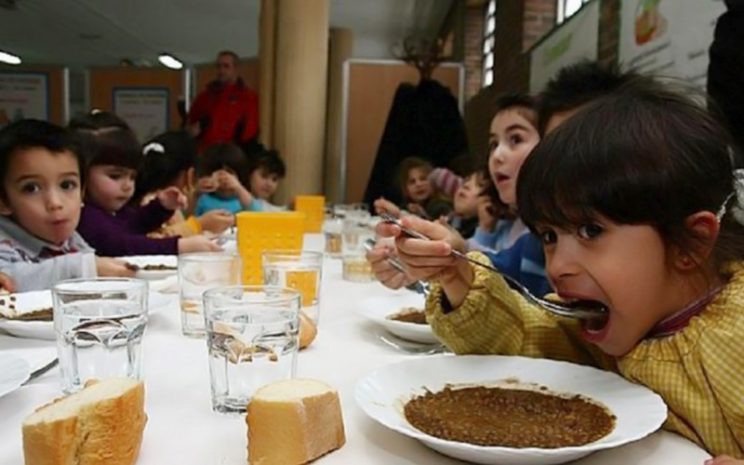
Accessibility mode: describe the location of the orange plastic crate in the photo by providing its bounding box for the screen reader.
[236,211,306,284]
[294,195,325,233]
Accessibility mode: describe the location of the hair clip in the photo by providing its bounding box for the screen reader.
[143,142,165,156]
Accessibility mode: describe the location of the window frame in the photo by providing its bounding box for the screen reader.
[482,0,496,87]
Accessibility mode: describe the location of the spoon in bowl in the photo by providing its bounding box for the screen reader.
[378,214,607,321]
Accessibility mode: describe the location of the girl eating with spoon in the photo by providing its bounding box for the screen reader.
[377,79,744,461]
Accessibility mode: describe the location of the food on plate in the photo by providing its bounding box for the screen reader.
[0,292,52,321]
[388,307,427,325]
[299,312,317,349]
[404,383,615,448]
[247,379,345,465]
[142,264,177,271]
[23,378,146,465]
[2,307,52,321]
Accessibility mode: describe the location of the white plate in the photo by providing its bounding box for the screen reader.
[357,293,437,344]
[122,255,178,280]
[0,353,30,399]
[355,355,667,465]
[0,290,173,340]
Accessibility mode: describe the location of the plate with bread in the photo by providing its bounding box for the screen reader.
[357,292,438,344]
[355,355,667,465]
[121,255,178,280]
[0,289,173,340]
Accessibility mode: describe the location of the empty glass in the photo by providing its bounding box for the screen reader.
[203,285,300,414]
[53,278,148,394]
[262,250,323,324]
[179,252,241,337]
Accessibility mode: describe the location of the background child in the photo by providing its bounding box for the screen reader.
[246,149,286,212]
[135,131,233,237]
[374,157,452,220]
[0,119,132,291]
[439,170,486,239]
[195,143,253,216]
[385,80,744,460]
[70,111,218,256]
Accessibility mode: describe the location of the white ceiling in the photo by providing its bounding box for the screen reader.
[0,0,453,68]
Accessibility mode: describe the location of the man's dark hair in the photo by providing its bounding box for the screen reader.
[536,60,638,135]
[0,119,84,199]
[217,50,240,65]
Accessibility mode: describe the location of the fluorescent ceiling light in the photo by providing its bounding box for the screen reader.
[158,53,182,70]
[0,50,21,65]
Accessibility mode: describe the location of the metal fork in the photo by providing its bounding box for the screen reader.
[377,332,448,355]
[23,358,59,385]
[378,214,607,321]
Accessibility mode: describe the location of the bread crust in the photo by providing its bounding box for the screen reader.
[23,381,147,465]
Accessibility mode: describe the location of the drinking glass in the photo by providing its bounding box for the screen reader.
[342,212,375,282]
[179,252,241,337]
[53,278,148,394]
[262,251,323,324]
[203,285,300,414]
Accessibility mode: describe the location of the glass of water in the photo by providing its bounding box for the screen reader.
[203,285,300,414]
[178,252,241,337]
[262,250,323,324]
[52,278,148,394]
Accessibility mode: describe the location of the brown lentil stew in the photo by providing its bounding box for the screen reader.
[389,308,428,325]
[404,385,615,448]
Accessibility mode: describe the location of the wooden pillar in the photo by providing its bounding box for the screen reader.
[324,28,353,204]
[258,0,276,148]
[272,0,330,203]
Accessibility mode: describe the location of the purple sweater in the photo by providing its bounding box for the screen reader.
[78,200,179,256]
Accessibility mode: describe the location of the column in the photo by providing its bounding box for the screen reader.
[258,0,276,148]
[324,28,353,204]
[272,0,330,203]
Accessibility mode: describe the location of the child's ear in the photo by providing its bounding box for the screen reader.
[674,211,720,271]
[0,197,12,216]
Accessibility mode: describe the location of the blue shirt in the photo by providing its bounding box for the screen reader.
[484,233,551,297]
[195,193,243,216]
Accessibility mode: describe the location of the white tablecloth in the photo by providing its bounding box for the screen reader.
[0,235,711,464]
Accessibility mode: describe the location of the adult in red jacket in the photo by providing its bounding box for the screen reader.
[188,50,259,152]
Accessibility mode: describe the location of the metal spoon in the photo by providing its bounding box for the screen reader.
[378,214,607,321]
[362,238,430,297]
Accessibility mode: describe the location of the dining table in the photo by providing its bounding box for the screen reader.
[0,234,712,465]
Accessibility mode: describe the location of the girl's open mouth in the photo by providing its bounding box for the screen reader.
[577,301,611,341]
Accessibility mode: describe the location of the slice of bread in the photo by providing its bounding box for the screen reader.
[247,379,345,465]
[23,378,146,465]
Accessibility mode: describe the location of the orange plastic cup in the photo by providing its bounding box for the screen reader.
[236,211,306,284]
[294,195,325,233]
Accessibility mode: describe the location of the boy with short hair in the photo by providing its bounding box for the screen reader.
[0,119,132,291]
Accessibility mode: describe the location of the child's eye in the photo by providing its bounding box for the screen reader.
[509,134,523,145]
[488,141,498,153]
[20,183,40,194]
[538,229,557,245]
[60,180,79,191]
[108,173,121,180]
[577,223,604,240]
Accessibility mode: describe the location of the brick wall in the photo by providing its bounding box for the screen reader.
[523,0,557,50]
[463,4,485,101]
[461,0,620,162]
[598,0,621,67]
